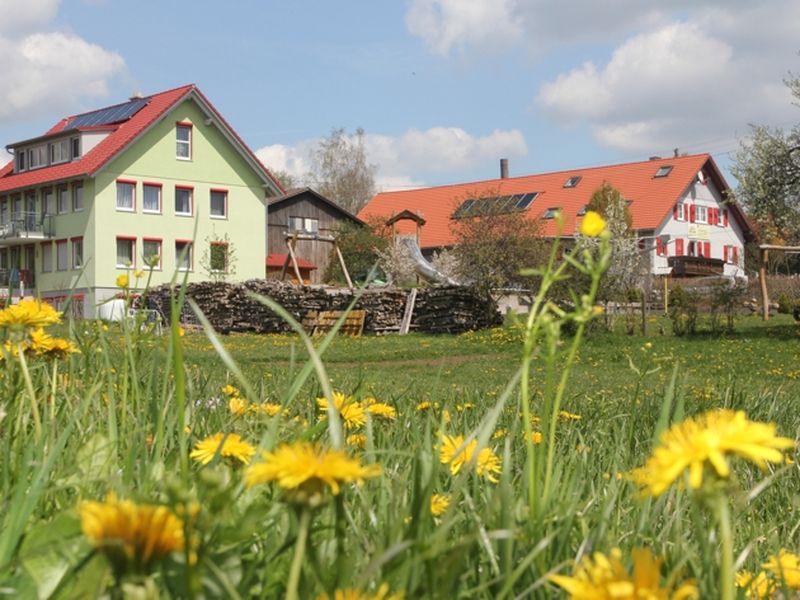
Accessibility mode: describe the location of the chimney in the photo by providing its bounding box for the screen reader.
[673,147,680,158]
[648,156,661,161]
[500,158,509,179]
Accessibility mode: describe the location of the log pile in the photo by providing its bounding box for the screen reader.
[143,281,500,335]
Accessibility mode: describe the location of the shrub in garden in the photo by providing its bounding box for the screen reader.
[668,285,699,336]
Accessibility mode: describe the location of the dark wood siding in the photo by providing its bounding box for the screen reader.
[267,191,360,283]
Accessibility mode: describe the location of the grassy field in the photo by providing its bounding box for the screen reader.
[1,274,800,599]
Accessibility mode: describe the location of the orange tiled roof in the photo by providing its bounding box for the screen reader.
[359,154,749,247]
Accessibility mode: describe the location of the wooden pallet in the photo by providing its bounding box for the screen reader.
[305,309,366,336]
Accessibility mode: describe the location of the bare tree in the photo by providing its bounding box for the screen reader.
[311,127,377,214]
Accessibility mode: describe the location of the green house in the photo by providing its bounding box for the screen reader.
[0,84,282,317]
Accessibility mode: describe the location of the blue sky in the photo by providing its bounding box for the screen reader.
[1,0,799,190]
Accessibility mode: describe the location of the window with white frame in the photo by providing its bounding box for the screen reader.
[143,184,161,213]
[71,137,80,160]
[675,203,685,221]
[175,241,192,271]
[43,190,54,216]
[41,243,52,272]
[175,187,193,215]
[142,239,162,269]
[56,240,68,271]
[116,181,135,211]
[210,190,227,218]
[72,184,84,211]
[15,150,26,172]
[695,205,708,224]
[72,238,83,269]
[29,145,46,169]
[176,124,191,159]
[288,216,319,233]
[116,238,135,267]
[57,187,69,214]
[50,139,70,164]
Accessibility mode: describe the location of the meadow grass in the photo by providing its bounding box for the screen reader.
[1,253,799,597]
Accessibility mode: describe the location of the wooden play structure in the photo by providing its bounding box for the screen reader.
[757,243,800,320]
[279,232,353,288]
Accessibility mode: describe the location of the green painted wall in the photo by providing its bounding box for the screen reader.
[91,96,268,291]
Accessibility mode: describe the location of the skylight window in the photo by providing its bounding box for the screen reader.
[452,192,539,218]
[563,176,582,188]
[655,165,673,178]
[542,207,560,219]
[515,192,538,210]
[577,205,588,216]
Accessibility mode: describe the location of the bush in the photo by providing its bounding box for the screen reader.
[668,285,699,336]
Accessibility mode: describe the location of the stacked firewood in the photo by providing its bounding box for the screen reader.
[144,281,500,335]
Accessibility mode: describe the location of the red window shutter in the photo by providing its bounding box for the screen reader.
[723,209,729,226]
[711,208,718,225]
[676,239,684,256]
[704,241,711,257]
[689,204,696,223]
[656,238,663,255]
[732,246,738,264]
[673,204,678,219]
[723,245,729,262]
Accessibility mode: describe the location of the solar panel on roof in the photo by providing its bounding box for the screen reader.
[515,192,538,209]
[68,98,148,129]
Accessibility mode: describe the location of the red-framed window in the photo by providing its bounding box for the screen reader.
[71,236,83,269]
[142,237,162,270]
[210,188,227,219]
[116,235,136,268]
[142,182,162,214]
[116,179,136,212]
[175,239,193,271]
[175,185,193,216]
[72,182,84,212]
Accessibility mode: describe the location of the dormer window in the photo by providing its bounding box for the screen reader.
[655,165,673,178]
[28,145,46,169]
[563,176,581,188]
[71,137,81,159]
[50,139,70,164]
[15,151,26,172]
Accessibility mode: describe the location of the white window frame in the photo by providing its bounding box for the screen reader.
[176,124,192,160]
[116,238,135,268]
[116,181,135,212]
[72,238,83,269]
[675,203,685,221]
[210,190,227,218]
[288,216,319,233]
[41,243,52,273]
[50,139,70,164]
[56,240,68,272]
[695,205,708,224]
[175,187,193,216]
[175,241,192,271]
[29,145,46,169]
[57,186,69,214]
[142,239,162,270]
[142,184,162,214]
[72,184,84,212]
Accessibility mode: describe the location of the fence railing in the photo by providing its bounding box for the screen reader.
[0,213,55,240]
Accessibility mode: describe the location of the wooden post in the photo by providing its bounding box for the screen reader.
[286,236,304,285]
[663,277,668,316]
[334,241,354,289]
[759,248,769,321]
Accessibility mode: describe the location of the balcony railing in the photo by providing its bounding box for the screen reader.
[668,256,725,277]
[0,269,35,289]
[0,213,55,242]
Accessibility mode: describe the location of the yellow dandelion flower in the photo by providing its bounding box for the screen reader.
[763,549,800,588]
[528,431,544,444]
[316,583,403,600]
[79,494,184,574]
[347,433,367,448]
[245,442,380,503]
[221,384,240,397]
[580,210,607,237]
[317,392,366,429]
[0,299,61,330]
[456,402,474,412]
[229,396,248,417]
[250,402,282,417]
[366,402,397,420]
[29,328,79,359]
[439,434,502,483]
[415,401,432,412]
[442,409,451,424]
[430,493,450,517]
[736,570,774,599]
[492,429,507,440]
[190,432,256,465]
[558,410,582,421]
[549,547,698,600]
[133,270,144,279]
[116,274,129,289]
[630,409,794,496]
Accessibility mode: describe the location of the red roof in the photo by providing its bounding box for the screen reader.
[265,253,317,270]
[0,84,283,194]
[358,154,752,247]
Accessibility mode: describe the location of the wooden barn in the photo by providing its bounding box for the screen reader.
[266,188,364,284]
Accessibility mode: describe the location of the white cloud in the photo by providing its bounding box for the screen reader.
[0,1,126,125]
[256,127,528,192]
[405,0,522,56]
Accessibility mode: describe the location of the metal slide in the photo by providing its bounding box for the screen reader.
[398,236,461,286]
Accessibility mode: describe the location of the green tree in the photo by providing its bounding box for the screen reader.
[200,232,237,282]
[324,216,390,284]
[450,193,547,293]
[312,127,377,214]
[732,74,800,244]
[586,181,633,234]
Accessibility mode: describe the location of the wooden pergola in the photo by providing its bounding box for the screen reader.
[758,243,800,320]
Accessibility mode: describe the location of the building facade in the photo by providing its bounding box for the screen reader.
[0,85,282,316]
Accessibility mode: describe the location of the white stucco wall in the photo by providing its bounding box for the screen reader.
[649,174,746,278]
